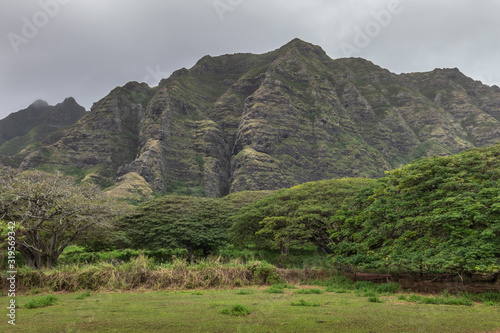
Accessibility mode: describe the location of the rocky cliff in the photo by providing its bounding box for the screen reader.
[10,39,500,196]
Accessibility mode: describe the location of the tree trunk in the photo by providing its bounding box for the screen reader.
[280,238,290,257]
[187,246,194,263]
[18,246,41,270]
[18,244,62,269]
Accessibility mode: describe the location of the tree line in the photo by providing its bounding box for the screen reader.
[1,144,499,275]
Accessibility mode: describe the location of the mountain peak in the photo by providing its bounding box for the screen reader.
[284,38,315,48]
[276,38,329,61]
[60,97,82,107]
[30,99,49,109]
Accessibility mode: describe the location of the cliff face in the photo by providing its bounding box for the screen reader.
[13,39,500,196]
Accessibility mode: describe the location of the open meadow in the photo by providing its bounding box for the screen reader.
[2,282,499,333]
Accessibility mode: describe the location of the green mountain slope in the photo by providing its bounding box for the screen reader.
[12,39,500,196]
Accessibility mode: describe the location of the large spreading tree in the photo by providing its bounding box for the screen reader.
[330,145,500,276]
[119,196,233,261]
[230,178,375,254]
[0,168,117,269]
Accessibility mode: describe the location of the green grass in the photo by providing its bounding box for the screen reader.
[75,290,91,300]
[23,295,58,309]
[2,287,499,332]
[467,291,500,305]
[294,288,324,294]
[264,286,285,294]
[291,299,321,307]
[311,275,355,291]
[264,282,298,294]
[398,293,474,306]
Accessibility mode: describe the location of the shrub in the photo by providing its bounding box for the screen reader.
[368,296,383,303]
[221,304,252,316]
[264,286,284,294]
[247,261,282,284]
[24,295,58,309]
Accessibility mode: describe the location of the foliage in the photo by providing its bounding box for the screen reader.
[24,295,58,309]
[247,261,283,284]
[119,196,232,261]
[54,245,332,271]
[117,190,271,261]
[330,145,500,274]
[230,178,375,254]
[0,168,118,269]
[220,304,252,316]
[367,296,383,303]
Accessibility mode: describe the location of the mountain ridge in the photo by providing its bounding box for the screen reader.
[0,97,86,167]
[3,39,500,197]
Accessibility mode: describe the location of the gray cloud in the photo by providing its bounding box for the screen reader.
[1,0,499,120]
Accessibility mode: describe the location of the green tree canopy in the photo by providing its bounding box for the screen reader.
[119,196,232,260]
[230,178,375,254]
[331,145,500,275]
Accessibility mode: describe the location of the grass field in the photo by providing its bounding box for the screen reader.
[2,285,499,333]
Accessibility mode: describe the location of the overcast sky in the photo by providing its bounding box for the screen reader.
[1,0,499,120]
